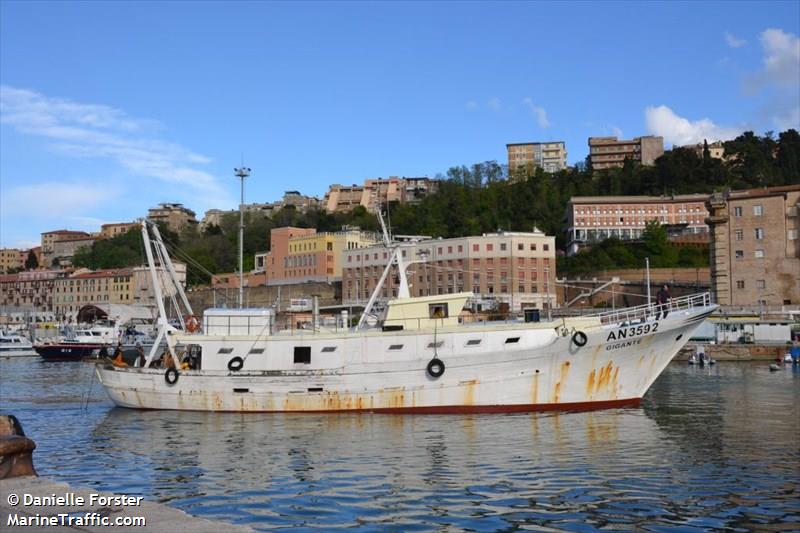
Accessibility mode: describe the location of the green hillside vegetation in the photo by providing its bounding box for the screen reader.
[72,129,799,285]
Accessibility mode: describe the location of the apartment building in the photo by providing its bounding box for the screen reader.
[41,230,90,254]
[100,222,138,239]
[0,249,24,273]
[147,203,198,233]
[0,269,67,312]
[324,177,439,213]
[565,194,710,255]
[52,236,96,266]
[706,185,800,306]
[507,142,568,174]
[588,136,664,170]
[259,226,379,284]
[342,230,557,312]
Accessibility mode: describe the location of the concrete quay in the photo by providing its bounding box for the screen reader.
[677,343,794,361]
[0,475,254,532]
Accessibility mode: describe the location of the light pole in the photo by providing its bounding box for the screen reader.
[234,166,251,309]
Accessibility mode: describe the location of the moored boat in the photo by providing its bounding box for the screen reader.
[35,342,108,361]
[96,219,718,413]
[0,332,37,358]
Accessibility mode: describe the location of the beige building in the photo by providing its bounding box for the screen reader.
[0,269,67,312]
[100,222,138,239]
[0,249,24,273]
[507,141,568,174]
[324,177,438,213]
[260,226,379,284]
[681,140,726,160]
[51,263,187,318]
[147,203,198,233]
[41,230,90,254]
[342,230,557,311]
[52,237,96,266]
[588,136,664,170]
[706,185,800,306]
[565,194,710,255]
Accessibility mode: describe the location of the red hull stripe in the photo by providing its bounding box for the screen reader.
[124,397,641,414]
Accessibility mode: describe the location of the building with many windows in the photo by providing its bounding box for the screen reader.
[706,185,800,306]
[259,226,379,284]
[588,136,664,170]
[323,177,439,213]
[0,248,24,274]
[565,194,710,255]
[147,203,198,233]
[0,269,68,312]
[506,141,568,174]
[342,230,557,312]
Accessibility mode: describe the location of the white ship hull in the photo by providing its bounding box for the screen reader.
[97,303,714,413]
[0,347,38,358]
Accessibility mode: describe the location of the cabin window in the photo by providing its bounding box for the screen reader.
[429,303,449,319]
[427,341,444,348]
[218,348,234,354]
[505,337,520,344]
[388,344,404,351]
[294,346,311,364]
[321,346,337,352]
[466,339,481,346]
[248,348,264,355]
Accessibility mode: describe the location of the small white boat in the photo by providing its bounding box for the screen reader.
[0,332,37,357]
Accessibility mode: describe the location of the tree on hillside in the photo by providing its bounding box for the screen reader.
[25,250,38,270]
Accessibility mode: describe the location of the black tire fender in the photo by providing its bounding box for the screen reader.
[426,358,445,378]
[228,356,244,372]
[572,330,588,347]
[165,367,179,385]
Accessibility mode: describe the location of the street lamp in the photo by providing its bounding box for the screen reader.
[234,166,251,309]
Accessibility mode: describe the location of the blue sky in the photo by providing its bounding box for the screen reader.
[1,1,799,248]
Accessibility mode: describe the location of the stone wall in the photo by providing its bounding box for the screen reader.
[187,281,341,315]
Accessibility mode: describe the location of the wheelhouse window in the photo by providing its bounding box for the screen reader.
[466,339,481,346]
[388,344,404,351]
[321,346,337,352]
[505,337,520,344]
[248,348,265,355]
[429,303,449,319]
[218,348,233,354]
[294,346,311,364]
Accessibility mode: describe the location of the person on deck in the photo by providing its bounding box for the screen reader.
[656,285,671,319]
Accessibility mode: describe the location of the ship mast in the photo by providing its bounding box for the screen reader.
[234,165,251,309]
[357,208,412,329]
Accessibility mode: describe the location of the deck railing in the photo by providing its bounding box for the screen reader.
[590,292,712,326]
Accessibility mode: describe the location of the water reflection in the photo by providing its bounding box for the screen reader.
[1,358,798,531]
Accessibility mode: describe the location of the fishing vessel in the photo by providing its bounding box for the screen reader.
[96,218,717,413]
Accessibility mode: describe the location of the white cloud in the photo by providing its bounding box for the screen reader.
[740,28,800,131]
[610,125,623,138]
[644,105,742,146]
[487,97,502,111]
[522,97,550,129]
[2,181,119,219]
[724,31,747,48]
[758,28,800,87]
[0,86,223,194]
[465,100,478,111]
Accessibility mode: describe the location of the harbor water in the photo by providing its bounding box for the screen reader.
[1,358,798,532]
